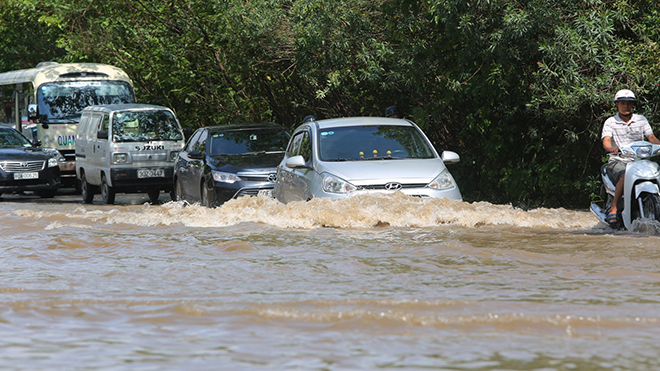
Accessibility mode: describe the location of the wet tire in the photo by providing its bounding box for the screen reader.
[81,172,95,204]
[201,181,213,208]
[635,193,660,221]
[148,189,160,204]
[101,174,115,205]
[174,178,184,202]
[36,190,57,198]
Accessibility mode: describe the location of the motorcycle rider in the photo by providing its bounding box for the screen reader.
[601,89,660,226]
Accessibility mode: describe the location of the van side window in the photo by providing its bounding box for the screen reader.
[90,114,102,138]
[101,114,110,133]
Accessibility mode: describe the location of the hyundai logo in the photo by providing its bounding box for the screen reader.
[384,182,402,191]
[268,173,277,182]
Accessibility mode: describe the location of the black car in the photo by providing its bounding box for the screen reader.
[0,126,62,198]
[173,123,291,207]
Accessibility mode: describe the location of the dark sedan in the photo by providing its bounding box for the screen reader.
[173,123,290,207]
[0,126,62,198]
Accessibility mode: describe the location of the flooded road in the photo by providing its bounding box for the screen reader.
[1,192,659,370]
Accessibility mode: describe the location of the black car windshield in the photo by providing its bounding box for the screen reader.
[209,128,290,155]
[0,129,32,148]
[112,110,183,142]
[318,125,435,161]
[37,81,135,123]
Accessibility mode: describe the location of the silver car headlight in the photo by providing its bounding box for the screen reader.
[322,173,356,194]
[213,171,240,183]
[427,169,456,190]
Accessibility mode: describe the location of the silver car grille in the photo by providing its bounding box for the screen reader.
[358,183,428,190]
[0,161,45,172]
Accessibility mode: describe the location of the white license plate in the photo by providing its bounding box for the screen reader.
[137,169,165,178]
[13,172,39,180]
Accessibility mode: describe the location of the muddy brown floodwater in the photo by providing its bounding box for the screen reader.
[1,191,659,370]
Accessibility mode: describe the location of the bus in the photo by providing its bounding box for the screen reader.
[0,62,136,188]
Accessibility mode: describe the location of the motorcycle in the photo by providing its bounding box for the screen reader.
[590,141,660,230]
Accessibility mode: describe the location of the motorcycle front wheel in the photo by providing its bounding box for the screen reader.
[635,192,660,221]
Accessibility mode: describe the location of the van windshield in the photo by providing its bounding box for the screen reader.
[112,110,183,142]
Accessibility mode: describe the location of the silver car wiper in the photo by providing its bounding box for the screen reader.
[361,156,398,160]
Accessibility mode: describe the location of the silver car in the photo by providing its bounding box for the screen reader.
[272,117,462,203]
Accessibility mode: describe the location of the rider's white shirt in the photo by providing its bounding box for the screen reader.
[602,113,653,162]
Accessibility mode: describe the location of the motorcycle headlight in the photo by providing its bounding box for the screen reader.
[635,145,652,158]
[213,171,240,183]
[427,169,456,190]
[322,173,356,193]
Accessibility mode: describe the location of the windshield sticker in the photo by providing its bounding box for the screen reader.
[321,131,334,136]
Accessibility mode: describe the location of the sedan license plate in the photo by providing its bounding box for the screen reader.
[137,169,165,178]
[13,172,39,180]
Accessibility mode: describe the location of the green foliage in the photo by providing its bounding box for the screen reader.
[4,0,660,208]
[0,0,65,71]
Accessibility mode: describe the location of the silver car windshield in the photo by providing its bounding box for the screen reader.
[112,110,183,142]
[209,128,290,155]
[318,125,435,161]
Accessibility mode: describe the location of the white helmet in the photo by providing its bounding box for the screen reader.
[614,89,636,102]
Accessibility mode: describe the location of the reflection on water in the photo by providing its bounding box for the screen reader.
[1,193,660,370]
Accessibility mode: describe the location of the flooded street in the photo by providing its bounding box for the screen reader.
[1,192,659,370]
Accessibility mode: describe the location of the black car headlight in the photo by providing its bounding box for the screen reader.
[213,171,240,183]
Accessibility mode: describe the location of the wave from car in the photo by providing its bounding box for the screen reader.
[272,117,462,203]
[174,123,291,207]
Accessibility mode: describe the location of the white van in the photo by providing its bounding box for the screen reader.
[76,104,185,204]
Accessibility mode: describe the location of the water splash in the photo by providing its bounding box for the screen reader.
[14,193,596,230]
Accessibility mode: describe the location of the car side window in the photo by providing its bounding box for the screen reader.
[184,130,202,152]
[288,132,304,156]
[299,131,311,162]
[194,130,208,154]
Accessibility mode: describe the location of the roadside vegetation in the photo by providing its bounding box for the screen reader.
[3,0,660,208]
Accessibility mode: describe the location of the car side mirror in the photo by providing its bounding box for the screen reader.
[188,149,204,159]
[286,155,308,168]
[441,151,460,164]
[32,139,42,147]
[97,130,108,140]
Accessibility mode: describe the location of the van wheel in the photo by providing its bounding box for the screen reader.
[101,174,116,205]
[81,172,95,204]
[148,189,160,204]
